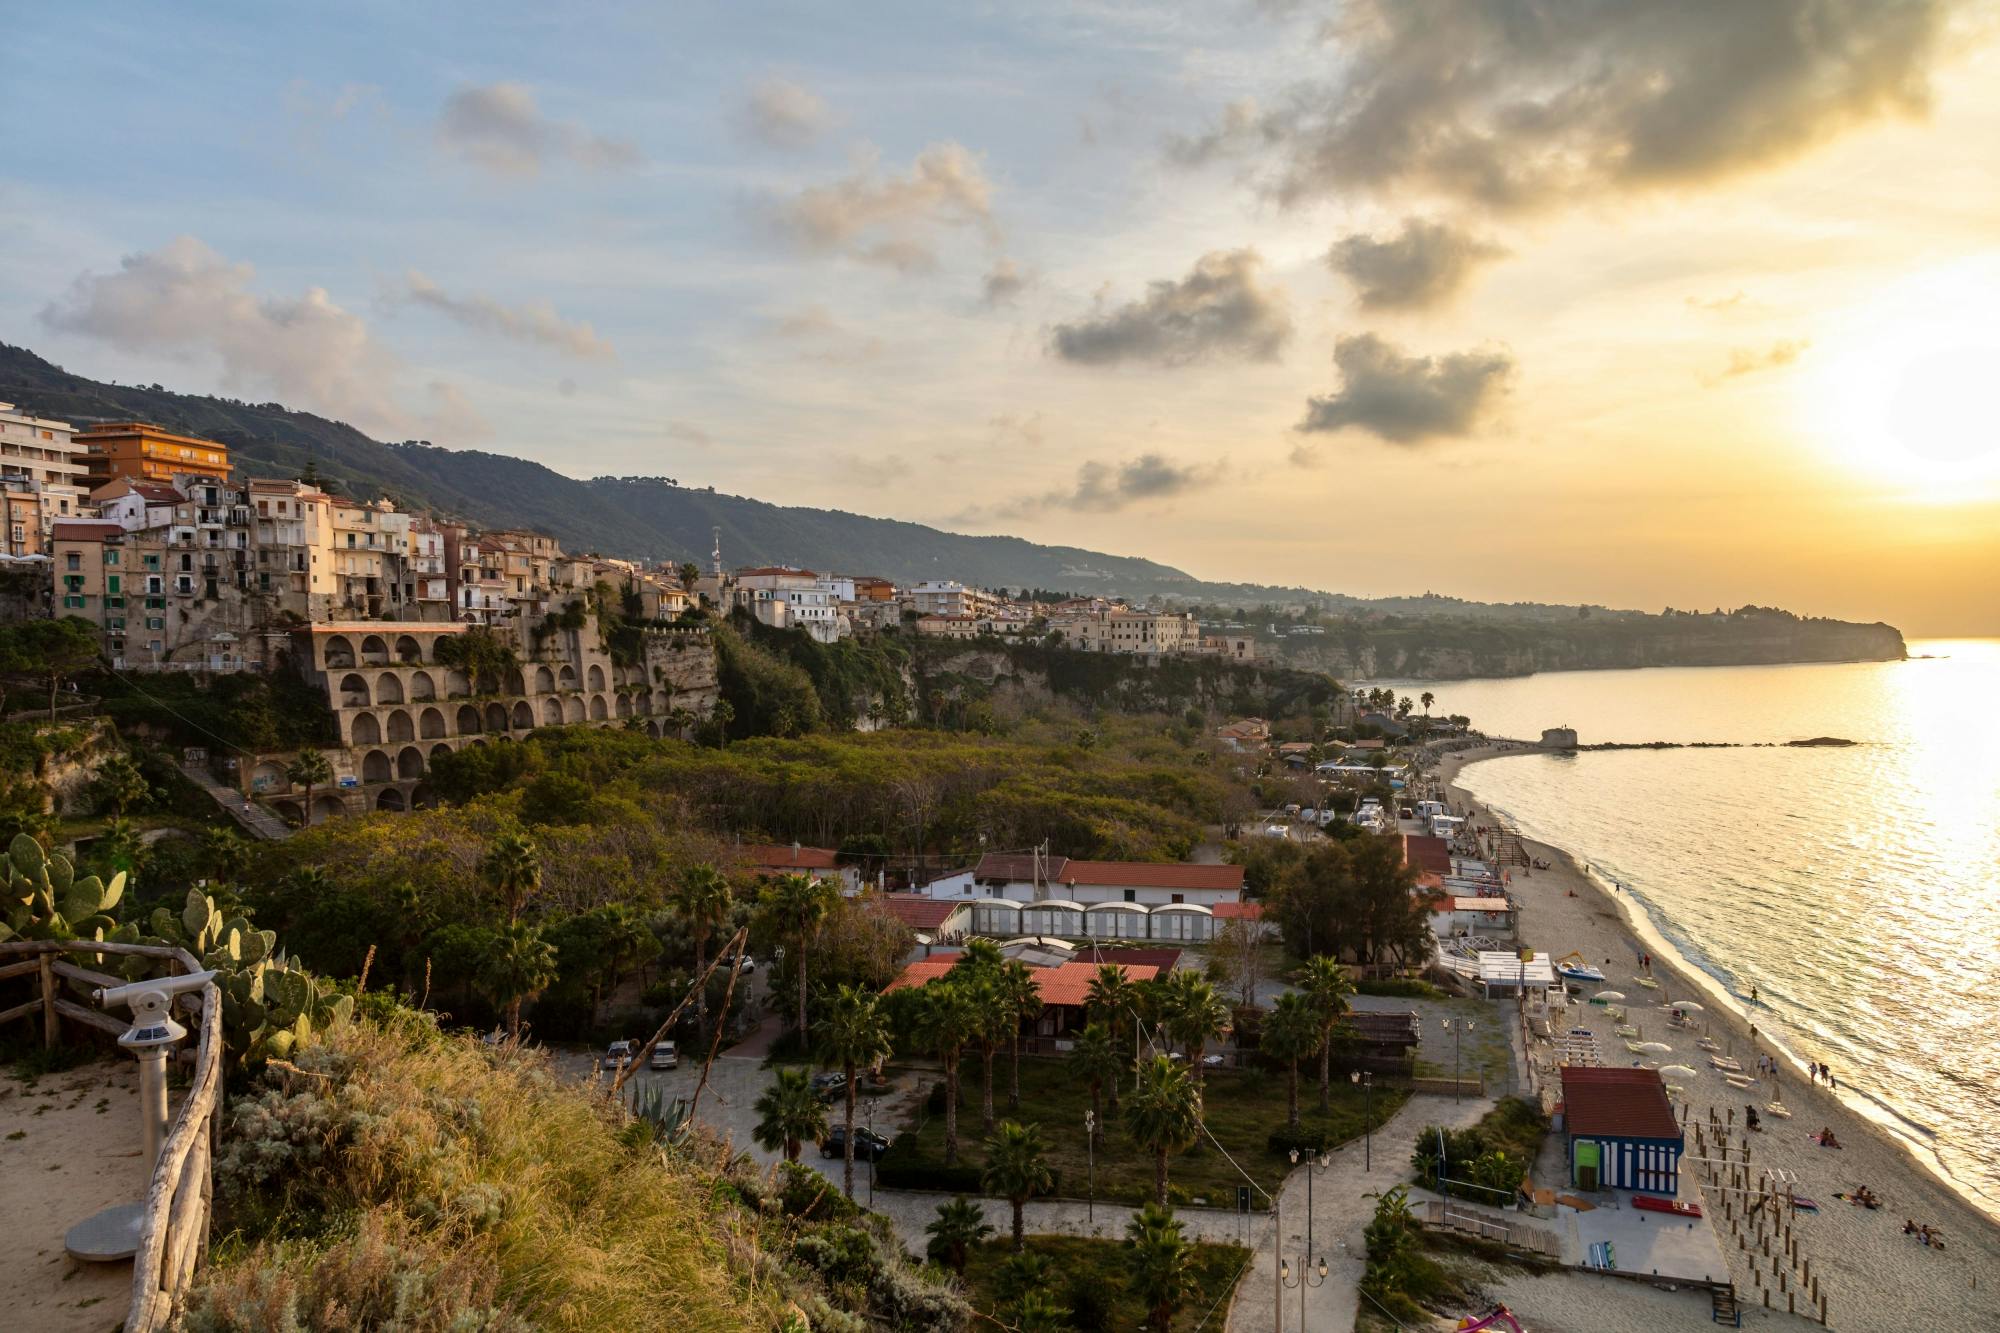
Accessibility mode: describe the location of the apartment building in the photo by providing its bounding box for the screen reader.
[907,579,999,620]
[0,402,89,551]
[735,566,842,643]
[77,422,231,485]
[331,498,411,619]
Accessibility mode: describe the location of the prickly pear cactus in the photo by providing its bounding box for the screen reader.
[0,833,124,944]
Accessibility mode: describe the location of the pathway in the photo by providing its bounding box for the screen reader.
[177,763,291,840]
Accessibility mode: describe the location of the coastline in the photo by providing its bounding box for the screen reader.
[1438,743,2000,1332]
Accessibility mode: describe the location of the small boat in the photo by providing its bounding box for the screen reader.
[1765,1101,1793,1118]
[1556,952,1606,983]
[1696,1038,1721,1052]
[1634,977,1661,990]
[1632,1194,1703,1219]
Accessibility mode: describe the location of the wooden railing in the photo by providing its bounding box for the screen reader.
[0,939,224,1331]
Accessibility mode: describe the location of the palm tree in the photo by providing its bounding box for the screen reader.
[1124,1054,1201,1207]
[1294,956,1355,1112]
[1070,1021,1124,1136]
[924,1196,993,1275]
[285,749,333,826]
[1262,992,1323,1129]
[917,981,981,1166]
[1085,964,1137,1062]
[479,920,557,1037]
[667,705,695,741]
[757,872,833,1043]
[1124,1202,1196,1332]
[1162,971,1230,1091]
[1010,1290,1069,1333]
[482,830,541,924]
[981,1120,1054,1250]
[997,961,1041,1112]
[967,976,1009,1133]
[752,1066,828,1162]
[1420,690,1435,717]
[709,697,734,747]
[820,984,893,1198]
[673,863,734,1041]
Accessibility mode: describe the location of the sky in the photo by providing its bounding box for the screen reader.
[5,1,2000,636]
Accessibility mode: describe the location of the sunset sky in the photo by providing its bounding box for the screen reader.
[5,2,1999,634]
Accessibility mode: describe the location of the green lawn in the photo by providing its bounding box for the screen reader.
[961,1235,1249,1332]
[895,1056,1407,1207]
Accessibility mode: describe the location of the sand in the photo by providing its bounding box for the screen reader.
[1440,745,2000,1333]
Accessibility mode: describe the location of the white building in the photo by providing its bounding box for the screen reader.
[908,579,1000,620]
[0,401,89,549]
[736,566,842,643]
[925,852,1246,907]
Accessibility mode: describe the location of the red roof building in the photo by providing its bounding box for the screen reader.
[875,894,965,932]
[1560,1067,1684,1194]
[1401,834,1452,879]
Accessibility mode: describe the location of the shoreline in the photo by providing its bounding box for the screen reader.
[1437,743,2000,1332]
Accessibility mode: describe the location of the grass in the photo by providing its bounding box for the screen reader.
[961,1234,1249,1332]
[897,1055,1407,1207]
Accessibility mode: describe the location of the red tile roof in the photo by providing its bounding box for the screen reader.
[1401,834,1452,878]
[1057,861,1245,892]
[740,844,840,872]
[973,852,1066,883]
[876,894,963,930]
[883,957,1157,1006]
[1561,1067,1682,1141]
[1210,901,1265,920]
[52,521,123,542]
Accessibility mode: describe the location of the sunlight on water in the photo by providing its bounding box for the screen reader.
[1422,642,2000,1217]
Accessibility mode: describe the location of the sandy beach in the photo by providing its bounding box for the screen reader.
[1439,744,2000,1333]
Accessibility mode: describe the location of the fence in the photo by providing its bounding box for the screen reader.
[1420,1199,1561,1258]
[0,940,223,1332]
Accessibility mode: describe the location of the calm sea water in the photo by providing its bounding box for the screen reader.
[1388,641,2000,1219]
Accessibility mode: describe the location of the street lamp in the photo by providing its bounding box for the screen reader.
[1279,1254,1328,1332]
[1288,1146,1330,1256]
[1350,1069,1373,1171]
[1439,1017,1475,1103]
[1085,1109,1097,1224]
[865,1096,877,1208]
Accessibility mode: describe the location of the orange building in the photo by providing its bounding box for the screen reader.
[77,422,231,484]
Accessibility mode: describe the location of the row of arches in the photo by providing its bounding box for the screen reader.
[332,662,661,708]
[267,782,437,827]
[322,633,432,669]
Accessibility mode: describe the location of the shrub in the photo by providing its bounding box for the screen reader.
[776,1160,859,1222]
[1266,1125,1332,1158]
[1355,977,1445,1000]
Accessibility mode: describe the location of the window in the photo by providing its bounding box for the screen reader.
[106,575,120,595]
[63,595,84,609]
[65,552,80,571]
[146,617,165,630]
[1170,893,1184,905]
[104,550,119,566]
[1123,888,1136,903]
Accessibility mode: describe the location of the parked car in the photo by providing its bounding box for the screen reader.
[810,1071,849,1101]
[601,1040,633,1070]
[650,1040,679,1071]
[820,1125,892,1161]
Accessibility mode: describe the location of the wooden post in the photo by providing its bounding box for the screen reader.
[39,953,57,1048]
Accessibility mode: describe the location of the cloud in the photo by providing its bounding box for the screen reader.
[988,412,1045,449]
[1175,0,1966,211]
[39,235,474,440]
[665,420,714,448]
[983,257,1029,305]
[1296,333,1513,444]
[1687,290,1755,313]
[1713,338,1809,381]
[741,76,832,149]
[768,304,884,361]
[971,452,1214,521]
[1326,218,1508,310]
[1049,249,1292,367]
[437,83,640,176]
[400,271,613,358]
[765,142,996,269]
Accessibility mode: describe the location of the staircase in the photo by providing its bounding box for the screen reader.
[178,763,293,840]
[1711,1283,1742,1326]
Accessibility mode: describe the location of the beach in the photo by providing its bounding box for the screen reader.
[1439,744,2000,1333]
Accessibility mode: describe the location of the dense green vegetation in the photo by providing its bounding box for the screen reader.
[92,666,339,753]
[1411,1097,1548,1205]
[959,1234,1249,1332]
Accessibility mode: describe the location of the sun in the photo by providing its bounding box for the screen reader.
[1800,256,2000,497]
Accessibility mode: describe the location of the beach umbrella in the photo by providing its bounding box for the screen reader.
[1636,1041,1674,1053]
[1595,990,1627,1002]
[1670,1001,1705,1012]
[1660,1064,1700,1077]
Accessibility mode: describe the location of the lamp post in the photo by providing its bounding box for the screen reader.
[1084,1109,1097,1224]
[1440,1017,1475,1102]
[1351,1069,1373,1171]
[1288,1145,1331,1256]
[1279,1253,1328,1332]
[866,1096,876,1208]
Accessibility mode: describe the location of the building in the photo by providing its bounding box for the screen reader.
[1540,727,1579,749]
[907,579,999,620]
[50,520,130,660]
[736,843,862,894]
[734,567,842,643]
[914,613,981,640]
[1401,833,1452,880]
[885,955,1159,1049]
[1,402,89,551]
[249,478,339,617]
[920,853,1247,943]
[1558,1067,1684,1194]
[1215,718,1271,751]
[1429,896,1516,938]
[872,893,972,948]
[76,422,231,485]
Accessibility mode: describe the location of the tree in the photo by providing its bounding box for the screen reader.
[673,863,734,1042]
[916,981,981,1166]
[924,1196,993,1275]
[482,830,541,924]
[1124,1202,1196,1332]
[285,749,333,827]
[668,705,696,741]
[1262,992,1323,1129]
[201,826,249,882]
[1207,918,1267,1011]
[1010,1290,1069,1333]
[1161,970,1230,1090]
[434,625,518,694]
[996,960,1041,1112]
[981,1120,1054,1250]
[1124,1054,1201,1207]
[708,697,734,747]
[678,561,700,590]
[0,616,98,720]
[546,904,658,1027]
[968,976,1008,1133]
[1068,1021,1124,1143]
[1419,691,1435,717]
[752,1066,828,1162]
[820,984,892,1199]
[479,920,558,1037]
[1085,964,1137,1063]
[756,873,833,1043]
[1294,955,1355,1112]
[89,751,152,817]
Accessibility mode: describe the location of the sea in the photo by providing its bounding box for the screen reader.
[1378,640,2000,1222]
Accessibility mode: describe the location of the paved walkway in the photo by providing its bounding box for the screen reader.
[178,763,292,840]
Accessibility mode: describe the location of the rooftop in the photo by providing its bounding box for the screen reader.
[884,956,1158,1006]
[875,894,963,930]
[1561,1067,1682,1141]
[739,843,840,871]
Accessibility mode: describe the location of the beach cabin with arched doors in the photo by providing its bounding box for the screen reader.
[1558,1067,1685,1195]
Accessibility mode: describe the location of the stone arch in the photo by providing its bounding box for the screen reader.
[615,692,633,718]
[511,700,533,729]
[409,669,437,700]
[445,668,471,699]
[542,697,564,726]
[250,759,287,792]
[375,787,406,812]
[646,720,662,739]
[587,663,606,691]
[420,706,446,739]
[534,665,556,693]
[394,634,424,663]
[338,673,371,708]
[485,702,510,732]
[506,668,527,695]
[272,799,305,828]
[558,663,577,689]
[397,745,425,779]
[589,693,608,721]
[565,696,586,723]
[351,712,381,745]
[312,794,347,823]
[457,704,482,734]
[359,634,390,666]
[386,708,415,743]
[430,742,454,763]
[361,749,393,783]
[323,635,356,669]
[410,783,435,810]
[377,672,405,705]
